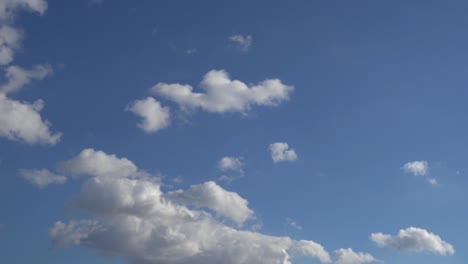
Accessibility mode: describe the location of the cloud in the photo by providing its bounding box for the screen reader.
[151,70,293,113]
[228,34,252,52]
[0,94,61,144]
[334,248,378,264]
[18,168,66,188]
[371,227,455,256]
[0,0,48,20]
[49,149,331,264]
[126,97,171,133]
[289,240,331,263]
[218,156,244,173]
[166,181,254,226]
[0,64,53,94]
[269,142,297,163]
[427,178,438,185]
[0,26,22,65]
[0,0,48,65]
[57,148,138,178]
[401,161,428,176]
[286,217,302,230]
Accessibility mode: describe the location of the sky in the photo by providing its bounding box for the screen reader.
[1,0,468,263]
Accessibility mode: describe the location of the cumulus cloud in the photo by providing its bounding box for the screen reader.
[166,181,254,226]
[229,34,252,52]
[57,148,138,178]
[401,161,428,176]
[0,94,61,144]
[151,70,293,113]
[218,156,243,173]
[334,248,378,264]
[269,142,297,163]
[49,149,331,264]
[126,97,171,133]
[371,227,455,256]
[0,64,52,94]
[18,168,66,188]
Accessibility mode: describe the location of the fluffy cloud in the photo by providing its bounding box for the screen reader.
[228,34,252,52]
[334,248,378,264]
[371,227,455,256]
[401,161,428,176]
[0,94,61,144]
[218,156,243,173]
[126,97,171,133]
[166,181,254,226]
[0,64,52,94]
[57,148,138,178]
[151,70,293,113]
[18,168,66,188]
[50,149,331,264]
[269,142,297,163]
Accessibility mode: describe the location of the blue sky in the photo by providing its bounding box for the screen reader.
[1,0,468,263]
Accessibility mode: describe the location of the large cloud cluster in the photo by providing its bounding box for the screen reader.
[49,149,334,264]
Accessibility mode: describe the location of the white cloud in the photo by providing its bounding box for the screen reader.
[126,97,171,133]
[57,148,138,178]
[0,0,48,65]
[151,70,293,113]
[427,178,438,185]
[0,0,48,19]
[218,156,244,173]
[0,64,53,94]
[166,181,254,226]
[371,227,455,256]
[50,149,331,264]
[334,248,378,264]
[0,26,22,65]
[0,94,61,144]
[286,217,302,230]
[269,142,297,163]
[18,168,66,188]
[229,34,252,52]
[290,240,331,263]
[401,161,428,176]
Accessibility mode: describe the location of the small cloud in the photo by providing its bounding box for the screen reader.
[171,176,183,184]
[19,169,67,188]
[218,175,235,183]
[218,156,244,173]
[269,142,297,163]
[334,248,379,264]
[401,160,428,176]
[228,34,252,52]
[185,48,197,55]
[427,178,438,185]
[126,97,171,133]
[371,227,455,256]
[286,217,302,230]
